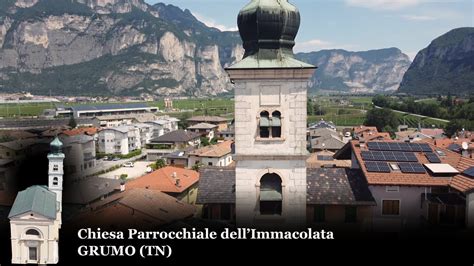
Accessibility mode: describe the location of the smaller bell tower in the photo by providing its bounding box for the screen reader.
[47,137,65,217]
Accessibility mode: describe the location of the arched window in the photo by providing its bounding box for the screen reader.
[259,173,282,215]
[25,229,40,236]
[259,111,270,138]
[53,177,58,186]
[271,111,281,138]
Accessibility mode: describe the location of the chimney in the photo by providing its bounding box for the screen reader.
[172,172,177,178]
[120,183,125,192]
[175,178,181,187]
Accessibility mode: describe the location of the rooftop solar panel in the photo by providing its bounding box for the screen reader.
[367,142,380,150]
[419,143,432,152]
[365,161,390,173]
[409,143,422,152]
[425,152,441,163]
[399,162,426,174]
[398,142,410,151]
[361,151,419,162]
[388,142,401,151]
[462,167,474,178]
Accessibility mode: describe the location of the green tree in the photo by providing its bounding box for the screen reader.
[364,108,399,132]
[155,159,166,169]
[307,99,314,116]
[192,162,203,172]
[444,119,474,137]
[119,174,128,184]
[200,136,210,146]
[68,116,77,128]
[313,104,327,116]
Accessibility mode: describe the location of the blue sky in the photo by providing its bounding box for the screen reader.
[146,0,474,59]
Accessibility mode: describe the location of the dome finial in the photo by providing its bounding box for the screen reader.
[50,136,63,154]
[237,0,300,59]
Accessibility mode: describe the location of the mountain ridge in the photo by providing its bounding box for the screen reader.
[296,47,411,93]
[398,27,474,95]
[0,0,411,96]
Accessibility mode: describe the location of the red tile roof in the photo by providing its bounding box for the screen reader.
[61,127,98,137]
[449,156,474,193]
[420,128,445,137]
[188,141,233,158]
[360,131,391,141]
[353,126,378,135]
[433,138,473,150]
[70,188,196,229]
[349,140,474,187]
[127,166,199,193]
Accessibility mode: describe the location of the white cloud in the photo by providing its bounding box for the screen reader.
[401,14,436,21]
[192,12,237,32]
[346,0,422,10]
[294,39,356,53]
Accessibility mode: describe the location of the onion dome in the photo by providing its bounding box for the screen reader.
[50,137,63,154]
[238,0,300,58]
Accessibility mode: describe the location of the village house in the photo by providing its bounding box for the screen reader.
[126,166,199,204]
[187,123,218,140]
[217,128,235,141]
[187,141,233,168]
[93,113,160,128]
[98,126,141,155]
[59,134,96,178]
[145,117,180,138]
[335,140,474,230]
[163,146,196,168]
[187,116,229,131]
[148,130,201,151]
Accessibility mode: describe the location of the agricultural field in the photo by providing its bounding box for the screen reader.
[0,96,448,129]
[0,102,53,117]
[308,96,370,127]
[0,98,235,118]
[396,113,447,128]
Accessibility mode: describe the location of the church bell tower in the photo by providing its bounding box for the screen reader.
[226,0,316,228]
[48,137,65,224]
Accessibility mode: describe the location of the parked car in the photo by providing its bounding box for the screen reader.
[102,156,109,161]
[113,157,121,161]
[123,162,134,168]
[146,166,153,173]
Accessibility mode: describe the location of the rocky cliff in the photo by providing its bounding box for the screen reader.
[0,0,412,96]
[398,27,474,95]
[0,0,241,96]
[296,48,411,93]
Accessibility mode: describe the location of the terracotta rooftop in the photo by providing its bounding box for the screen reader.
[187,123,218,130]
[433,138,474,150]
[420,128,445,137]
[341,140,474,187]
[61,127,98,137]
[187,116,228,123]
[360,131,391,141]
[70,188,196,229]
[188,141,233,158]
[127,166,199,193]
[306,151,351,168]
[353,126,378,135]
